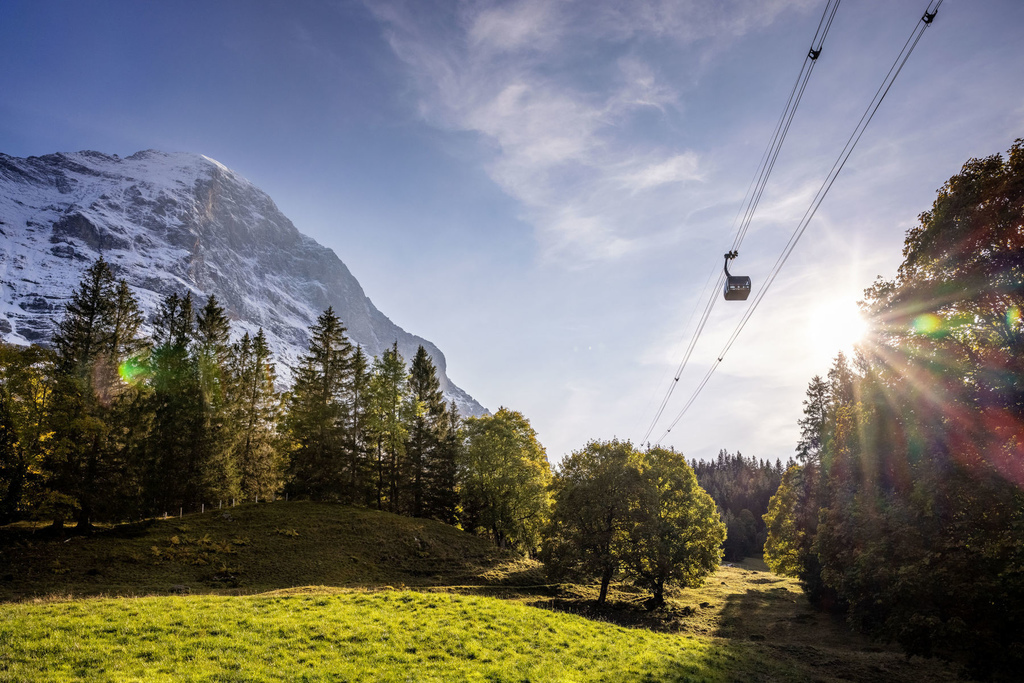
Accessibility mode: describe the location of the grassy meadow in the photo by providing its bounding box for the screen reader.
[0,502,968,682]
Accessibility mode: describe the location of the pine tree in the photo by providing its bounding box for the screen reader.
[227,330,283,499]
[406,346,445,518]
[796,375,829,464]
[427,402,462,525]
[285,307,352,500]
[346,344,371,503]
[366,343,412,512]
[195,294,237,499]
[147,291,207,509]
[47,259,147,526]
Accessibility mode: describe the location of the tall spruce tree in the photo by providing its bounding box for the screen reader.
[426,402,462,525]
[366,343,412,512]
[796,375,829,464]
[346,344,371,503]
[285,307,352,500]
[227,330,283,499]
[406,346,445,518]
[195,294,236,499]
[48,259,147,526]
[147,291,207,509]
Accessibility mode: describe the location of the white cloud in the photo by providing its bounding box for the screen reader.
[367,0,761,263]
[620,152,703,192]
[467,0,561,54]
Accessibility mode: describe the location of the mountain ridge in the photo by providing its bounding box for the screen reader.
[0,149,485,416]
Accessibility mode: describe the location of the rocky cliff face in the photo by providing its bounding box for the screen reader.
[0,149,485,416]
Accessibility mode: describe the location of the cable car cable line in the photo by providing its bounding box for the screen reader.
[637,0,842,445]
[732,0,842,253]
[654,0,943,444]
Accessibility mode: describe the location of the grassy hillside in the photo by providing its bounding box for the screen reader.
[0,503,968,681]
[0,502,520,600]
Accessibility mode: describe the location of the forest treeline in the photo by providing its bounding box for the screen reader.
[693,451,787,562]
[0,259,552,544]
[0,259,735,602]
[763,140,1024,679]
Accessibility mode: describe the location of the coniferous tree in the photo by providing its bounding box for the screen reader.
[406,346,445,518]
[346,344,371,503]
[147,291,206,509]
[426,402,462,525]
[765,141,1024,677]
[195,294,236,499]
[47,259,147,526]
[227,330,283,499]
[285,307,352,500]
[366,343,412,512]
[796,375,829,464]
[691,449,789,559]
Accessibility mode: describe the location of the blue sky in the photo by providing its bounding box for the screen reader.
[2,0,1023,463]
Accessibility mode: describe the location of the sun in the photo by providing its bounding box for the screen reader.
[807,299,868,357]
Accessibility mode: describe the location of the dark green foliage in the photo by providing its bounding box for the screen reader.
[344,344,371,502]
[620,447,726,607]
[285,307,352,500]
[406,346,443,517]
[1,278,530,578]
[0,344,55,523]
[427,401,462,525]
[406,345,461,522]
[366,343,412,512]
[722,509,757,563]
[692,450,786,561]
[543,439,641,604]
[227,330,283,499]
[195,294,236,499]
[147,292,208,509]
[796,375,828,464]
[545,441,726,607]
[768,140,1024,678]
[47,259,148,526]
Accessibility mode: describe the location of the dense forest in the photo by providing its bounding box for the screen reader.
[693,450,787,561]
[0,262,553,545]
[764,140,1024,678]
[0,261,732,602]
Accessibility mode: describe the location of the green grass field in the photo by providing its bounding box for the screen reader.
[0,502,969,682]
[0,591,780,682]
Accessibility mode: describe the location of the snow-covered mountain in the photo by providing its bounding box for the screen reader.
[0,149,486,416]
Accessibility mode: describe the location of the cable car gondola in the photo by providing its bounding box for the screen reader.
[723,251,751,301]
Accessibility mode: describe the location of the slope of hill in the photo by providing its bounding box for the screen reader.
[0,150,484,415]
[0,502,518,600]
[0,503,968,682]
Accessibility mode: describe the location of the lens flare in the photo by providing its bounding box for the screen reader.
[1007,306,1022,329]
[118,357,145,385]
[913,313,943,336]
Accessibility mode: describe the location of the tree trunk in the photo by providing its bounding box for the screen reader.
[598,565,613,606]
[647,579,666,610]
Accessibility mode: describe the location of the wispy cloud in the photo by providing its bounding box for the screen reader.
[364,0,817,263]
